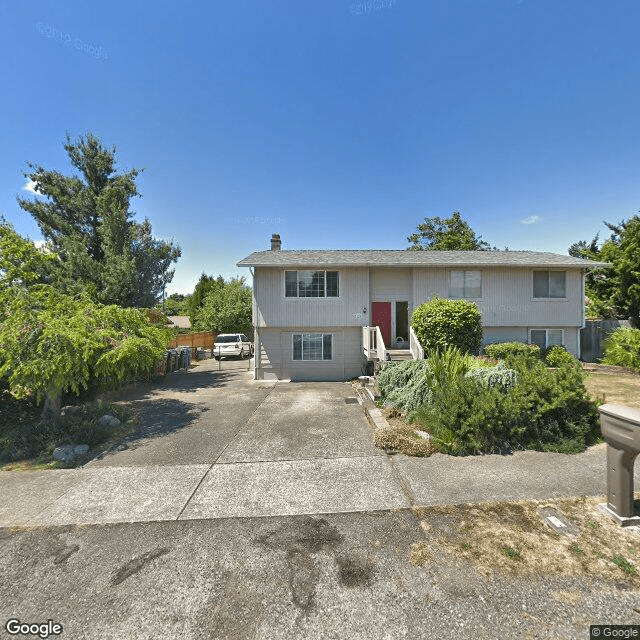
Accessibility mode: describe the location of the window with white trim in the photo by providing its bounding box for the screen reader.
[530,329,564,349]
[449,270,482,298]
[292,333,333,360]
[285,271,339,297]
[533,271,566,298]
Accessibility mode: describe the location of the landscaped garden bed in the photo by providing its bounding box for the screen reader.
[374,343,602,457]
[0,389,136,470]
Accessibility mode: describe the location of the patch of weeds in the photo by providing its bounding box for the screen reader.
[462,543,470,549]
[502,546,521,561]
[586,520,597,529]
[569,543,582,555]
[594,550,604,559]
[374,400,383,408]
[612,555,636,575]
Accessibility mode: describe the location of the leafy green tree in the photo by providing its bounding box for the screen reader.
[0,284,172,421]
[188,273,225,324]
[408,211,491,251]
[159,293,191,316]
[411,297,483,354]
[17,132,180,306]
[569,215,640,326]
[0,218,59,289]
[192,277,252,336]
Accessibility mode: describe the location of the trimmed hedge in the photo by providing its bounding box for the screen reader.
[484,342,541,360]
[411,297,482,354]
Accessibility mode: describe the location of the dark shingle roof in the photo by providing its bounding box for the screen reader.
[237,250,610,269]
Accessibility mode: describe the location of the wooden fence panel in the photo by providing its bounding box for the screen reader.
[167,331,218,350]
[580,319,630,362]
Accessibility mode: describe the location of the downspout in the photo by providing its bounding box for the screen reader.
[578,268,586,360]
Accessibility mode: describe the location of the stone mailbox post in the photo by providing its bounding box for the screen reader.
[599,403,640,524]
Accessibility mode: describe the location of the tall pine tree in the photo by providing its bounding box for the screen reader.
[17,132,180,307]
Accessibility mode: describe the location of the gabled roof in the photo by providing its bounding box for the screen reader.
[237,249,610,269]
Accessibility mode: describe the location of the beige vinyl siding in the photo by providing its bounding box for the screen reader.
[370,267,412,301]
[253,267,369,328]
[412,267,583,327]
[254,327,365,381]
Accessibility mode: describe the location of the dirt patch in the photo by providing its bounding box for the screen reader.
[582,367,640,409]
[411,496,640,587]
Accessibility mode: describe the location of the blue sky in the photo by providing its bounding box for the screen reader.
[1,1,639,295]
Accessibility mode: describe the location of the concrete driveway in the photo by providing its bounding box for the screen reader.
[0,361,410,527]
[2,361,639,639]
[0,358,634,528]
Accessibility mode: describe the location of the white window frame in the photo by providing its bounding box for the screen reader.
[448,269,483,299]
[532,270,567,300]
[529,328,564,349]
[284,270,340,298]
[292,333,333,361]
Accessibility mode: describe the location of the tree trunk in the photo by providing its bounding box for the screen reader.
[41,389,61,422]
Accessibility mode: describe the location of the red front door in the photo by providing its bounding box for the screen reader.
[372,302,392,347]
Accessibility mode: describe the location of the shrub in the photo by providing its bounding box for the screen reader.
[411,297,482,354]
[464,363,518,391]
[601,327,640,370]
[424,345,478,388]
[484,342,541,360]
[378,348,495,414]
[377,359,433,414]
[545,345,578,368]
[411,356,600,455]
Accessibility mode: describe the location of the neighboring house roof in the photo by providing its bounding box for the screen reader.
[167,315,191,329]
[237,250,611,269]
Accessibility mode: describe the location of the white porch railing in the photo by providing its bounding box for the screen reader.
[409,325,424,360]
[362,326,388,361]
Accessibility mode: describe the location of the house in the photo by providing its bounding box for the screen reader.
[167,315,191,329]
[237,234,610,381]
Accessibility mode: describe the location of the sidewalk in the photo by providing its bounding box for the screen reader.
[0,439,631,528]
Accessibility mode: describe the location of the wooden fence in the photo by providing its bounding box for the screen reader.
[167,331,217,350]
[580,319,631,362]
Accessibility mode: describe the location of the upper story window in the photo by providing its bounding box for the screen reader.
[449,270,482,298]
[285,270,339,298]
[533,271,566,298]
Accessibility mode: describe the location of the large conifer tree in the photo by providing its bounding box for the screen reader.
[17,132,180,307]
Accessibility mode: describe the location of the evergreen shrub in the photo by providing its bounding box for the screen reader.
[464,363,518,391]
[377,360,432,414]
[411,356,599,455]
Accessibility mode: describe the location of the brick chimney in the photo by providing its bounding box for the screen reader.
[271,233,281,251]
